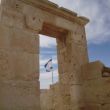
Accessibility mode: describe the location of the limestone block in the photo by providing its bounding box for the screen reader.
[73,44,88,65]
[101,104,110,110]
[58,61,68,75]
[0,49,12,80]
[70,85,84,104]
[101,78,110,103]
[0,49,39,81]
[73,33,86,45]
[59,83,70,96]
[40,89,53,110]
[62,95,71,105]
[82,77,110,107]
[40,83,69,110]
[81,61,104,80]
[60,105,71,110]
[0,24,11,49]
[11,28,39,54]
[57,37,66,50]
[1,0,26,13]
[58,48,67,61]
[23,5,43,31]
[59,72,70,84]
[1,0,24,12]
[1,8,25,28]
[0,80,40,110]
[59,69,82,85]
[71,103,101,110]
[52,84,64,110]
[69,44,88,66]
[83,79,102,103]
[56,17,77,31]
[67,43,81,67]
[69,69,83,85]
[10,51,39,81]
[75,24,85,35]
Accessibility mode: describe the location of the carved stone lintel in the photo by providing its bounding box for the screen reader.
[25,15,43,32]
[24,5,43,32]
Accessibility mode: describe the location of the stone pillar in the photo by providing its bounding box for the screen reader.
[57,24,89,110]
[0,0,40,110]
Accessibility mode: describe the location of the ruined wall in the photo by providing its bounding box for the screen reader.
[80,61,110,110]
[0,0,40,109]
[0,0,89,109]
[40,83,62,110]
[40,89,53,110]
[41,61,110,110]
[56,23,89,110]
[40,89,49,110]
[2,0,108,110]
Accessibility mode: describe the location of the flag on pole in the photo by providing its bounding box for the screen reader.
[44,59,53,72]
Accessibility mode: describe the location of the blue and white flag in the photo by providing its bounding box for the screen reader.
[44,59,53,72]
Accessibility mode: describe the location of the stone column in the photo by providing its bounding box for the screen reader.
[57,24,89,110]
[57,35,72,110]
[0,0,40,110]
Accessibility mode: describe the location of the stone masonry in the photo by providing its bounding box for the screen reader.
[0,0,110,110]
[41,62,110,110]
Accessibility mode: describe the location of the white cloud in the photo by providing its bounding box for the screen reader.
[49,0,110,44]
[40,34,56,48]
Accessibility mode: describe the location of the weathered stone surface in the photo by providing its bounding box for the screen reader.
[81,61,104,80]
[1,8,25,28]
[10,28,39,54]
[72,103,101,110]
[101,78,110,103]
[1,0,109,110]
[1,0,41,109]
[0,49,11,80]
[101,104,110,110]
[24,5,43,31]
[83,79,102,103]
[0,24,11,49]
[0,81,40,110]
[10,52,39,81]
[70,85,84,104]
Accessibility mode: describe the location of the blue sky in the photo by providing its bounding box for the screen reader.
[40,0,110,89]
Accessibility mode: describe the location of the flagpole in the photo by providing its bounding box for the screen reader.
[52,68,54,84]
[51,58,54,85]
[51,58,54,110]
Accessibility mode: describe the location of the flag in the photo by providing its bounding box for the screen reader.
[44,59,53,72]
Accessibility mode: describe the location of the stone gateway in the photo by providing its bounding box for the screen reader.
[0,0,110,110]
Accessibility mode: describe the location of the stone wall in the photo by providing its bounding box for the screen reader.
[79,61,110,110]
[40,89,53,110]
[40,89,46,110]
[1,0,109,110]
[0,0,89,109]
[40,83,62,110]
[41,61,110,110]
[0,0,40,109]
[56,25,89,110]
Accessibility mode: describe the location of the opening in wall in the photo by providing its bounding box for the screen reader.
[39,34,59,90]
